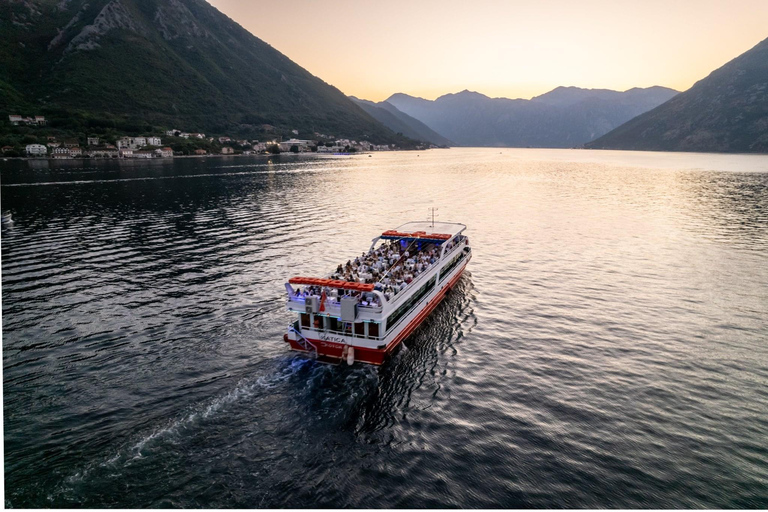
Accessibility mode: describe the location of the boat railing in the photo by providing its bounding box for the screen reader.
[288,321,317,358]
[384,258,439,307]
[321,327,383,341]
[320,297,383,313]
[286,294,383,313]
[440,237,466,260]
[383,239,466,308]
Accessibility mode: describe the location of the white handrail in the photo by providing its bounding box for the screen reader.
[289,323,317,358]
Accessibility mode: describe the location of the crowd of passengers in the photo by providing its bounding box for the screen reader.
[293,236,465,305]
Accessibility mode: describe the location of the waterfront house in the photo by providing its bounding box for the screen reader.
[69,147,82,157]
[118,137,156,149]
[155,147,173,158]
[194,149,207,155]
[317,145,346,153]
[52,147,70,159]
[9,115,23,125]
[220,147,234,155]
[88,147,119,158]
[278,138,314,152]
[2,145,15,153]
[63,139,79,148]
[26,144,47,156]
[119,148,134,158]
[87,137,99,146]
[134,150,153,159]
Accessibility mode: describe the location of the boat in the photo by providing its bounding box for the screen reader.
[283,221,472,365]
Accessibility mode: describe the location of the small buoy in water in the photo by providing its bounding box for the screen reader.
[368,155,372,157]
[346,346,355,365]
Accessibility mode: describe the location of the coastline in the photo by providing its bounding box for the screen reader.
[0,151,368,162]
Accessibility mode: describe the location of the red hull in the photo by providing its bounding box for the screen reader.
[285,261,468,365]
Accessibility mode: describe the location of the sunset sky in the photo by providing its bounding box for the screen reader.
[208,0,768,102]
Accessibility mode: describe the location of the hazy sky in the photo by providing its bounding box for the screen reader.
[208,0,768,102]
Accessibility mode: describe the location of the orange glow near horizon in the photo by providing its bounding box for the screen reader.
[208,0,768,102]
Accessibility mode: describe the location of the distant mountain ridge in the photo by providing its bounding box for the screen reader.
[586,37,768,153]
[386,86,679,148]
[349,97,454,146]
[0,0,409,143]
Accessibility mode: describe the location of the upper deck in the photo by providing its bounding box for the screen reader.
[285,222,469,319]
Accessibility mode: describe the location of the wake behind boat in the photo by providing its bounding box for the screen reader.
[283,221,472,365]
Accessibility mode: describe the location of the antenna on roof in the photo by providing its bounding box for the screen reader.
[428,207,438,228]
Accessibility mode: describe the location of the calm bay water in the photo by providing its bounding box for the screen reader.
[2,148,767,508]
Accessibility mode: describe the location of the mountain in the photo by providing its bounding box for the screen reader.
[386,86,679,148]
[532,86,679,111]
[349,96,454,146]
[586,37,768,153]
[0,0,409,143]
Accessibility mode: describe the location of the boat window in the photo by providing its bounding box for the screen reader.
[328,316,341,333]
[368,322,379,339]
[300,313,310,328]
[386,275,436,332]
[354,322,365,336]
[439,250,466,283]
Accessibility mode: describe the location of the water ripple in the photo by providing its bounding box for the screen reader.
[3,149,768,508]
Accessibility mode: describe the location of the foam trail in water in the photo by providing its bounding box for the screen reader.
[62,357,311,487]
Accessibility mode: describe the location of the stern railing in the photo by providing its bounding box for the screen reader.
[289,321,317,358]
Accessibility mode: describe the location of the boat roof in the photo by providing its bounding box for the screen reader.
[289,277,375,292]
[384,221,466,239]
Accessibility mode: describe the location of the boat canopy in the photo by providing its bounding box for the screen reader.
[380,230,452,242]
[289,277,375,292]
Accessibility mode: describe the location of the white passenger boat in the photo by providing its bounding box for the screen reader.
[283,221,472,365]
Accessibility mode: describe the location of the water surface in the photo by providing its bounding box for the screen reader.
[3,148,767,507]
